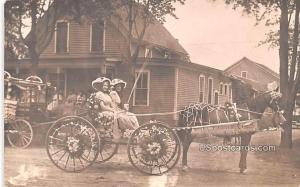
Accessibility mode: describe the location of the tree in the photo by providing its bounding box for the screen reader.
[116,0,186,103]
[214,0,300,148]
[5,0,114,75]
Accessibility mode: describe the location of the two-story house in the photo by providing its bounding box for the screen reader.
[5,9,232,126]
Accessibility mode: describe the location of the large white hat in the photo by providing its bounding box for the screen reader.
[92,77,111,90]
[111,78,127,88]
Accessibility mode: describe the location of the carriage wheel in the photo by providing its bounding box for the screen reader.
[127,121,181,175]
[95,138,119,163]
[46,116,100,172]
[7,119,33,148]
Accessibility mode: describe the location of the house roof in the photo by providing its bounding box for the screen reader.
[224,57,279,79]
[135,58,227,77]
[110,6,188,55]
[230,75,268,92]
[176,61,224,75]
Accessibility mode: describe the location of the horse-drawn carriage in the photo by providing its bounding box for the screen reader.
[44,86,285,175]
[4,71,55,148]
[4,70,285,174]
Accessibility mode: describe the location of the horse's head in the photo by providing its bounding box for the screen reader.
[265,91,286,127]
[266,91,281,111]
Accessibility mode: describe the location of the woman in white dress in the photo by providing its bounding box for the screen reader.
[91,77,138,139]
[110,78,139,130]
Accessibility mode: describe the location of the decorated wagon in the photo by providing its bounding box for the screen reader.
[44,88,285,175]
[4,71,55,148]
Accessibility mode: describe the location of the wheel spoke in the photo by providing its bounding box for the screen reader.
[22,135,32,141]
[57,150,67,163]
[73,157,76,172]
[64,154,70,169]
[22,136,30,145]
[51,148,66,156]
[78,157,85,168]
[49,136,64,142]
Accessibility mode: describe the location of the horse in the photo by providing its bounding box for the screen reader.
[177,90,286,173]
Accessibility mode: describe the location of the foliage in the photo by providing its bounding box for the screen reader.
[213,0,300,147]
[4,0,115,71]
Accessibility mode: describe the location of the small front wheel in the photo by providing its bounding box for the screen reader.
[6,119,33,148]
[127,121,181,175]
[95,138,119,163]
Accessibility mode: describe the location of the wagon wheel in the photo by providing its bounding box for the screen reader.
[46,116,100,172]
[6,119,33,148]
[92,115,119,163]
[95,138,119,163]
[127,121,181,175]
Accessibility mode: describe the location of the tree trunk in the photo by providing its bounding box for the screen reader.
[30,52,39,75]
[279,0,289,98]
[279,0,292,148]
[280,96,295,148]
[280,0,300,148]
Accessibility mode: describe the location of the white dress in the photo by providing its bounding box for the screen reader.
[110,91,139,130]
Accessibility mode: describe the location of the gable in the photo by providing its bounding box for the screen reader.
[110,6,188,55]
[225,57,279,85]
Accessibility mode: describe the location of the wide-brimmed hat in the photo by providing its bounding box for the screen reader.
[92,77,111,91]
[111,79,127,88]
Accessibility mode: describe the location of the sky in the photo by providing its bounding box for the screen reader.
[163,0,279,72]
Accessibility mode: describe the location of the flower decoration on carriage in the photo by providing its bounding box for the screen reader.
[95,112,114,127]
[87,93,101,120]
[123,129,134,138]
[146,142,162,155]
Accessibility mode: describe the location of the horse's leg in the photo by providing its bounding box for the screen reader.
[181,131,192,171]
[239,134,252,173]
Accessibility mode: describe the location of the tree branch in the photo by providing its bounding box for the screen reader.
[288,0,299,84]
[287,2,295,26]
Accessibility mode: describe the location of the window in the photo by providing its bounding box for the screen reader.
[214,91,219,105]
[145,48,152,58]
[55,22,69,53]
[224,84,228,96]
[241,71,247,78]
[228,84,232,101]
[199,75,205,102]
[208,78,213,104]
[219,83,223,95]
[134,71,150,106]
[164,51,169,59]
[90,21,104,52]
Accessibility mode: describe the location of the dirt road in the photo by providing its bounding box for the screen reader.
[4,130,300,187]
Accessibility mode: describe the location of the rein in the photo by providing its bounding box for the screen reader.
[127,50,152,104]
[235,108,273,116]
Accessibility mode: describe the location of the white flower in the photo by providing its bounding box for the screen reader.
[146,142,161,155]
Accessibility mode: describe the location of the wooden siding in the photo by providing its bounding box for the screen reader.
[177,68,200,110]
[125,65,176,126]
[176,67,231,114]
[40,20,127,59]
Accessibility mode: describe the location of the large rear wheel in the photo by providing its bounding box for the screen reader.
[127,121,181,175]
